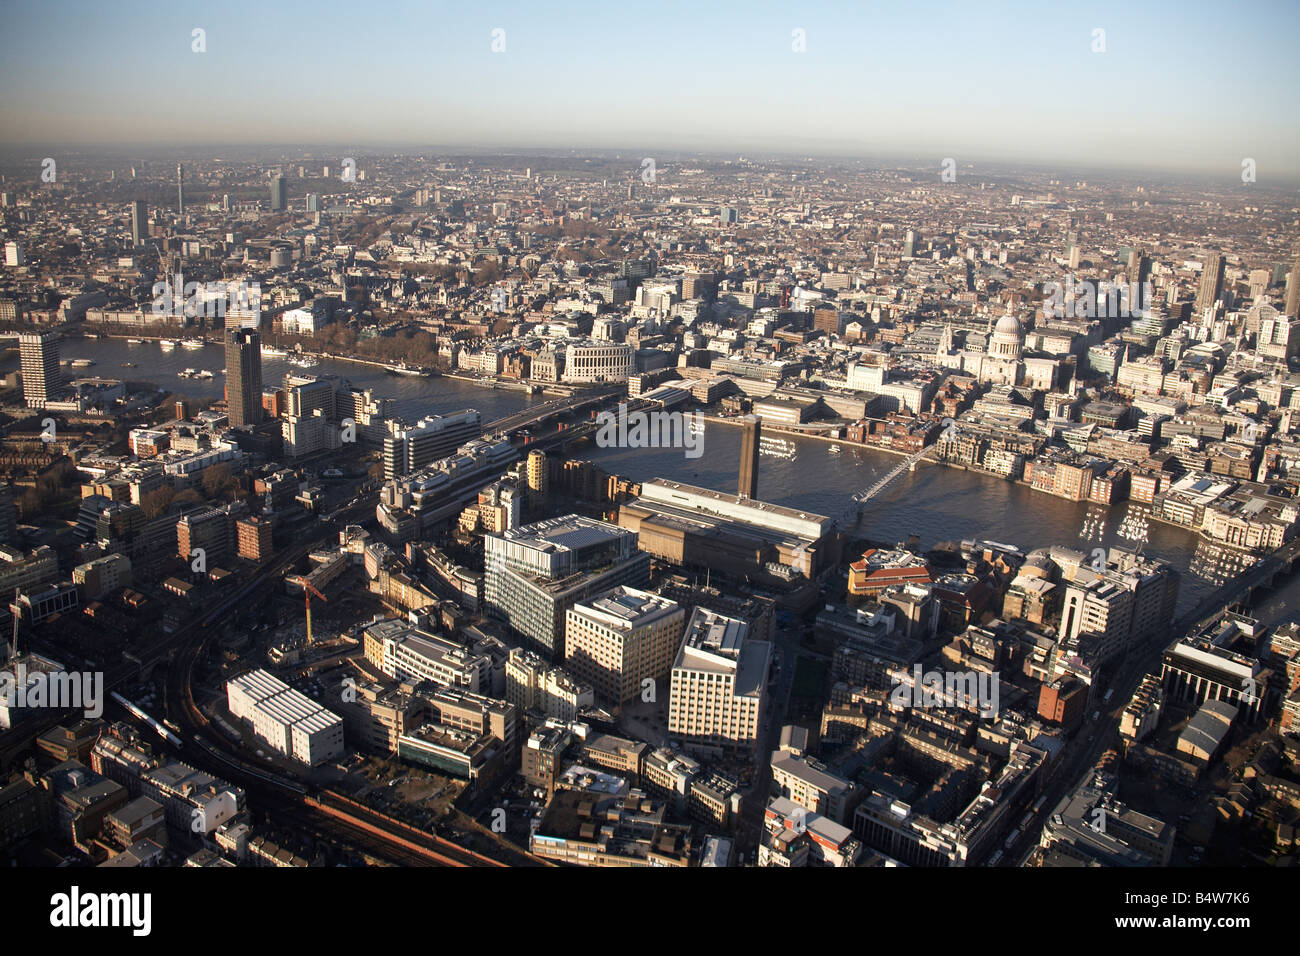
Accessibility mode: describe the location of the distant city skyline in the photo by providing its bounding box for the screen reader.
[2,0,1298,179]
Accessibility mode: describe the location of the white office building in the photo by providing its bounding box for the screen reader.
[364,618,491,693]
[227,669,344,766]
[562,341,635,384]
[668,608,770,757]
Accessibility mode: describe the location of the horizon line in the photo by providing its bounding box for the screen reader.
[2,140,1296,189]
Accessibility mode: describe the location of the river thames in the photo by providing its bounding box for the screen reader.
[6,337,544,423]
[19,337,1300,622]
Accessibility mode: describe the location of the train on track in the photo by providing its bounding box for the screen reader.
[110,692,183,748]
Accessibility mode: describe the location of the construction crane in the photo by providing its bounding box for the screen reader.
[303,581,327,644]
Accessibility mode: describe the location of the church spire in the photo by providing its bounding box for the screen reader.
[938,322,953,355]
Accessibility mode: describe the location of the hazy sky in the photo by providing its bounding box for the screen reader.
[2,0,1298,177]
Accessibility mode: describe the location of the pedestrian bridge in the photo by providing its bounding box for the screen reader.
[837,446,930,526]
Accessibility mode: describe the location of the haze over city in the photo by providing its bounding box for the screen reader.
[2,0,1299,179]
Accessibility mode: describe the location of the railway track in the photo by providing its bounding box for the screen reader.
[308,791,505,867]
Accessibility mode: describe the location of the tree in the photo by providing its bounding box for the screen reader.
[200,463,240,502]
[18,488,40,518]
[173,488,203,508]
[140,486,175,519]
[472,261,502,286]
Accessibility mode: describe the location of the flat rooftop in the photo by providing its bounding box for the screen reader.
[496,514,630,551]
[572,586,681,631]
[640,480,831,536]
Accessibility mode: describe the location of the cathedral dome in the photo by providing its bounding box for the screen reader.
[989,314,1023,360]
[993,314,1022,339]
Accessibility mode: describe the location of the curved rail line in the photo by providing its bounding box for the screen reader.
[313,790,507,867]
